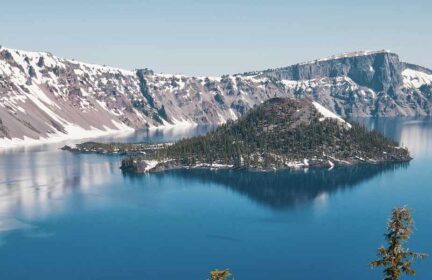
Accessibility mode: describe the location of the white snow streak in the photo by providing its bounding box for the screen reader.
[312,101,352,128]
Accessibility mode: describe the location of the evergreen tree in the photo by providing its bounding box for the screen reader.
[370,207,427,280]
[209,269,232,280]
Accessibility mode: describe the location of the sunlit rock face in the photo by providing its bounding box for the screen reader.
[1,47,431,146]
[254,50,432,117]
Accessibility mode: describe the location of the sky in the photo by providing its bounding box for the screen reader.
[0,0,431,76]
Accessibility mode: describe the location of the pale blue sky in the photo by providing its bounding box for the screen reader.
[1,0,430,75]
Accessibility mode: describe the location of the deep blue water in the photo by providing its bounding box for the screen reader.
[0,119,431,280]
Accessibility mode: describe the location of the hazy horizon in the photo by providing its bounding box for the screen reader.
[1,0,430,76]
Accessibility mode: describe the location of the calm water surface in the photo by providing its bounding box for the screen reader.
[0,119,431,279]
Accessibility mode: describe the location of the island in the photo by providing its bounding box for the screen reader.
[63,98,412,173]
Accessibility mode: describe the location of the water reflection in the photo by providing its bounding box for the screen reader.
[352,117,432,157]
[0,153,119,225]
[0,118,428,230]
[0,119,430,280]
[0,126,214,233]
[0,125,214,154]
[93,125,214,144]
[124,163,408,210]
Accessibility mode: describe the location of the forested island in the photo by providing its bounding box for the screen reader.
[63,98,411,173]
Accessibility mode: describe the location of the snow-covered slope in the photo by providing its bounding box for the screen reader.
[0,47,431,147]
[402,68,432,88]
[312,101,352,129]
[0,48,145,147]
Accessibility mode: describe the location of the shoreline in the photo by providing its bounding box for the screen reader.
[0,121,199,149]
[120,156,412,174]
[0,126,135,149]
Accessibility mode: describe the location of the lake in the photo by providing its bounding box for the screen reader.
[0,118,431,279]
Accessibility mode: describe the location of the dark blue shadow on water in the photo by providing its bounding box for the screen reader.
[123,163,408,210]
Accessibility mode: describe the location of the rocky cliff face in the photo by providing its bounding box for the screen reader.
[255,50,403,90]
[251,50,431,116]
[0,47,431,147]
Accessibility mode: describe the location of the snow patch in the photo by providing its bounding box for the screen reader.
[142,160,159,172]
[312,101,352,128]
[0,120,134,149]
[402,69,432,88]
[154,117,198,130]
[299,50,392,65]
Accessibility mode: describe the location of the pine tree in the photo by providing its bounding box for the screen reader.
[369,207,427,280]
[209,269,232,280]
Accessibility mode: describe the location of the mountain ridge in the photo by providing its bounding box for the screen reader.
[0,46,431,147]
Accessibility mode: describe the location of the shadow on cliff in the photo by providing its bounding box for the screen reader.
[122,163,409,210]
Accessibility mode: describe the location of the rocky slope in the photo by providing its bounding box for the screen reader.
[119,98,411,173]
[1,47,431,147]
